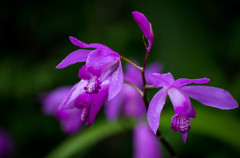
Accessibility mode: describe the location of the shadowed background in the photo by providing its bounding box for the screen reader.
[1,0,240,157]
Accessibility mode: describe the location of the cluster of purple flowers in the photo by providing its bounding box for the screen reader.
[41,11,238,157]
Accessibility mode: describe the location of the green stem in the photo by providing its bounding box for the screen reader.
[145,84,156,89]
[120,56,143,71]
[141,35,178,158]
[124,80,144,97]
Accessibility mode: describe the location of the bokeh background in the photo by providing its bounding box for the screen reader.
[1,0,240,157]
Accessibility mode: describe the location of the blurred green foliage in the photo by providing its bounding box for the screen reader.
[1,0,240,157]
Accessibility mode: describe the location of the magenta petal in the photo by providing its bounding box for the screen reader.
[74,92,93,109]
[108,60,124,100]
[69,36,112,51]
[88,80,110,125]
[57,109,84,134]
[87,43,113,51]
[86,49,119,76]
[134,123,162,158]
[147,88,168,134]
[124,62,142,87]
[69,36,88,48]
[168,87,188,114]
[123,84,146,118]
[42,86,72,115]
[105,87,123,121]
[60,80,88,110]
[173,78,210,88]
[56,49,91,69]
[181,86,239,109]
[78,65,92,80]
[145,62,163,84]
[182,133,187,143]
[150,73,174,88]
[185,95,196,119]
[132,11,154,51]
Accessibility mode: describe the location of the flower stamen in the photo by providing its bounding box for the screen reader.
[84,76,101,94]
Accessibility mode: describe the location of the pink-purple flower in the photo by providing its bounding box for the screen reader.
[105,62,162,120]
[56,36,123,100]
[41,86,84,134]
[41,78,110,133]
[147,72,238,142]
[133,123,162,158]
[132,11,154,52]
[60,79,110,126]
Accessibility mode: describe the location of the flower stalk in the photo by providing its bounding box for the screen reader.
[124,80,144,97]
[120,56,143,71]
[141,34,178,158]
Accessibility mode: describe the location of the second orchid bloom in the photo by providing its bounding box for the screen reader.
[147,72,238,142]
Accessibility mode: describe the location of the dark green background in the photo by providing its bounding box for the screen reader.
[1,0,240,157]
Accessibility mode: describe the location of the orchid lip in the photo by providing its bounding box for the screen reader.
[171,113,191,134]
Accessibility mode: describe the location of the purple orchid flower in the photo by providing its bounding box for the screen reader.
[134,123,162,158]
[41,87,84,134]
[42,86,72,116]
[105,62,162,120]
[56,109,84,134]
[60,78,110,126]
[56,36,123,100]
[132,11,154,52]
[0,128,13,158]
[147,72,238,142]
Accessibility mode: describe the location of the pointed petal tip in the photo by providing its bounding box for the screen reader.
[69,36,76,42]
[203,77,210,83]
[55,65,61,69]
[132,11,141,16]
[182,133,187,143]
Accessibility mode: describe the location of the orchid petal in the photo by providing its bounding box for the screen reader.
[185,95,196,119]
[134,123,162,158]
[57,109,84,134]
[123,84,146,118]
[42,86,72,115]
[105,85,123,121]
[69,36,88,48]
[182,133,187,143]
[87,43,113,51]
[132,11,154,51]
[145,62,163,84]
[60,80,88,110]
[124,62,142,87]
[86,49,119,76]
[70,36,112,51]
[173,78,210,88]
[78,65,92,80]
[150,73,174,88]
[181,86,238,109]
[108,60,124,100]
[88,80,110,125]
[147,88,168,134]
[56,49,91,69]
[168,87,188,114]
[74,92,94,109]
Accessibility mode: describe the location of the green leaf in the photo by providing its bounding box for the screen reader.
[45,118,135,158]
